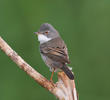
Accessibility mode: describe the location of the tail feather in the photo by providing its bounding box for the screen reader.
[61,65,74,80]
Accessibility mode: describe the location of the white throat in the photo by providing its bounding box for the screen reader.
[38,34,51,44]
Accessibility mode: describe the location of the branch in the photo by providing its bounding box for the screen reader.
[0,36,78,100]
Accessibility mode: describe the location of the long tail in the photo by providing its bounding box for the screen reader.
[61,65,74,80]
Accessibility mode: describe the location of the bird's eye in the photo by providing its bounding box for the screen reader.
[45,31,49,34]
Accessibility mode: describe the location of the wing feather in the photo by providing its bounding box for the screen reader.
[40,37,70,64]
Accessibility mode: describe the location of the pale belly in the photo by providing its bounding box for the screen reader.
[40,54,57,72]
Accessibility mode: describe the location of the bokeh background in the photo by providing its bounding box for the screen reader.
[0,0,110,100]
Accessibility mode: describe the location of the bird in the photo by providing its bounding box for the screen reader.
[34,23,74,81]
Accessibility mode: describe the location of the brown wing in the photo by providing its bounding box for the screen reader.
[40,37,70,64]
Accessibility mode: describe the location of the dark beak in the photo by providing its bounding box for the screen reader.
[34,32,41,35]
[34,32,38,35]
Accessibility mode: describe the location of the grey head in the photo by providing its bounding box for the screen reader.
[35,23,60,39]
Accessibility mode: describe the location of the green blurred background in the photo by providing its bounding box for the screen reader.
[0,0,110,100]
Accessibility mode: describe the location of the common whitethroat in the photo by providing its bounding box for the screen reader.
[34,23,74,81]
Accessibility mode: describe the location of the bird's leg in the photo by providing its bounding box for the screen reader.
[50,68,55,82]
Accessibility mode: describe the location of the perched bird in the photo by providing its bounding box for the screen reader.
[34,23,74,81]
